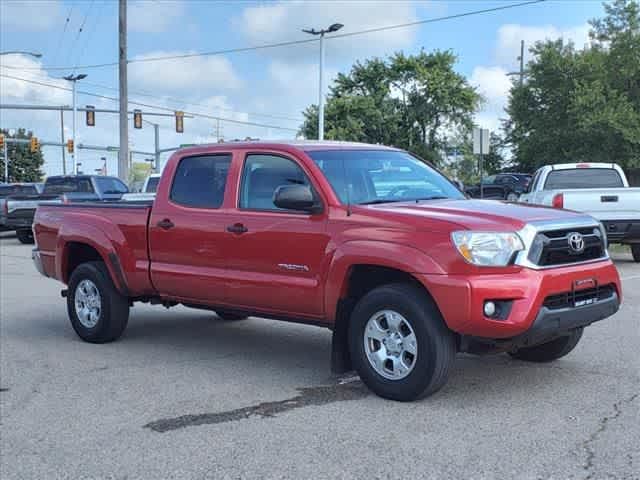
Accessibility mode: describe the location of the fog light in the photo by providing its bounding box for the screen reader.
[484,301,496,317]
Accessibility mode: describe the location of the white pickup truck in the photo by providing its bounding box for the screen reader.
[520,162,640,262]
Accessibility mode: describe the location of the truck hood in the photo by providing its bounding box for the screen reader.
[359,199,594,231]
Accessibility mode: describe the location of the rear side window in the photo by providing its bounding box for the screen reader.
[44,177,94,194]
[170,154,231,208]
[239,154,310,211]
[544,168,624,189]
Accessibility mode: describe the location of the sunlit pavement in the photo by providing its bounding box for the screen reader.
[1,231,638,479]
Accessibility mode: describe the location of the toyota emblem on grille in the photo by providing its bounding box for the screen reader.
[568,232,585,253]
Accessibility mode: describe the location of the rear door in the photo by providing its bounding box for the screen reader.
[223,151,330,318]
[149,153,233,304]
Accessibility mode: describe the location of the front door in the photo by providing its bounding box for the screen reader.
[224,152,330,319]
[149,153,233,305]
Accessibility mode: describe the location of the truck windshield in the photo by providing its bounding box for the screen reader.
[544,168,624,189]
[95,177,129,194]
[145,176,160,193]
[307,149,464,205]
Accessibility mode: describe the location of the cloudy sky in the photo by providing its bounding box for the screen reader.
[1,0,602,177]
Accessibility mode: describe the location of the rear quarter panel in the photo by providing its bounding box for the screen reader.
[34,204,153,296]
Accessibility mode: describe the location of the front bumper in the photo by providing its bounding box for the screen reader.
[419,259,621,339]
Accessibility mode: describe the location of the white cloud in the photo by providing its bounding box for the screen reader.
[0,0,62,31]
[470,66,512,109]
[496,23,591,65]
[128,0,185,33]
[129,51,242,92]
[0,55,69,105]
[237,1,419,62]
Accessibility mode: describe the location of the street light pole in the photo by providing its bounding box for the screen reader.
[63,74,87,175]
[302,23,344,141]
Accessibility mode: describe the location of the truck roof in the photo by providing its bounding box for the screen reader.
[175,140,400,155]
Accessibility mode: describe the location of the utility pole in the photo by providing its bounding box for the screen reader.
[302,23,344,141]
[507,40,526,86]
[118,0,129,182]
[60,108,66,174]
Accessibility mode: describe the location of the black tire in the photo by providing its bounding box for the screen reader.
[631,245,640,263]
[348,283,456,401]
[67,261,130,343]
[16,229,34,244]
[215,310,248,321]
[509,328,583,363]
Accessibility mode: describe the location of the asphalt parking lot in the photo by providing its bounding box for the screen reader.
[1,231,638,480]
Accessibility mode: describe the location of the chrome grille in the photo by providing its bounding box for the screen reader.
[528,227,606,267]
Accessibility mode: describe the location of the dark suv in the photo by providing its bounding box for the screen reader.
[465,173,531,201]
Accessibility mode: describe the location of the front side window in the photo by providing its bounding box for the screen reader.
[239,154,311,211]
[170,154,231,208]
[308,149,464,205]
[544,168,624,189]
[95,177,128,194]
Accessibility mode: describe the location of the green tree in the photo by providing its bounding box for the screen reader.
[504,0,640,172]
[300,50,481,165]
[0,128,45,182]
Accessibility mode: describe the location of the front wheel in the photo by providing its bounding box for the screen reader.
[67,261,130,343]
[16,229,34,244]
[509,329,583,362]
[632,245,640,263]
[348,284,456,401]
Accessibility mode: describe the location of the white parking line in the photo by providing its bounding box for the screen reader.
[621,275,640,281]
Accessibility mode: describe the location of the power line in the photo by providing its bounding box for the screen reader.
[66,0,95,69]
[72,1,105,74]
[0,66,304,123]
[13,0,547,72]
[0,73,299,132]
[49,3,75,68]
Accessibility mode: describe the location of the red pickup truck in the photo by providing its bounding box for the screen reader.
[32,141,622,401]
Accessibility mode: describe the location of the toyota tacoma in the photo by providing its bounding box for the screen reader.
[32,142,622,401]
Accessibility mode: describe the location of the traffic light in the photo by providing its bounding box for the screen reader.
[0,133,4,149]
[67,139,74,154]
[175,111,184,133]
[133,109,142,129]
[86,105,95,127]
[30,137,40,153]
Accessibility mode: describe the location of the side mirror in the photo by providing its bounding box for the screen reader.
[273,184,321,213]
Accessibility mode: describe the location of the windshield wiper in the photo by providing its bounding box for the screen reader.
[414,196,449,202]
[358,199,410,205]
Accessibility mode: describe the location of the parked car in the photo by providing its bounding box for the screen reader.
[520,163,640,262]
[122,173,161,202]
[5,175,128,243]
[33,141,621,401]
[465,173,531,201]
[0,182,43,232]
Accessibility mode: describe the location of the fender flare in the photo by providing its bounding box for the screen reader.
[324,240,445,321]
[56,223,131,295]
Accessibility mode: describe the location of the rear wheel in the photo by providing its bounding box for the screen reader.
[509,329,583,362]
[631,245,640,263]
[16,229,34,244]
[215,310,248,321]
[348,283,456,401]
[67,261,129,343]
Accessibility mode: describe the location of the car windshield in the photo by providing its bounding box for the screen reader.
[145,176,160,193]
[307,149,464,205]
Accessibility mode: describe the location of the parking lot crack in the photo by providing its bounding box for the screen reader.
[144,378,369,433]
[581,392,638,480]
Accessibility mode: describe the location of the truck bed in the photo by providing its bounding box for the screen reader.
[34,201,155,296]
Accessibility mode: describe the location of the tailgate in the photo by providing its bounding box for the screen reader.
[562,188,640,221]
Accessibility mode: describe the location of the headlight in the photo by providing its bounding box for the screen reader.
[451,231,524,266]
